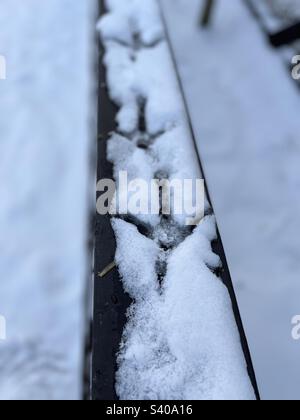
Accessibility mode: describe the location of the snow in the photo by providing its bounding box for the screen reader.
[98,0,255,401]
[247,0,300,58]
[264,0,300,24]
[113,218,254,400]
[107,127,204,227]
[161,0,300,400]
[100,40,187,135]
[108,132,161,227]
[101,0,164,46]
[101,3,206,226]
[0,0,95,400]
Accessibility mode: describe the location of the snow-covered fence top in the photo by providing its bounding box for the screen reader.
[93,0,258,401]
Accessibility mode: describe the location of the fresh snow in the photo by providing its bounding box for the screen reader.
[161,0,300,400]
[98,0,164,47]
[98,0,255,401]
[101,39,187,135]
[0,0,95,400]
[113,217,254,400]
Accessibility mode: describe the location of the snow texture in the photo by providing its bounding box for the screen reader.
[0,0,95,400]
[161,0,300,400]
[101,40,187,135]
[264,0,300,23]
[251,0,300,55]
[113,217,254,400]
[98,0,255,401]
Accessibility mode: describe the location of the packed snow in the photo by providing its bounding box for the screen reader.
[98,0,255,400]
[0,0,95,400]
[162,0,300,400]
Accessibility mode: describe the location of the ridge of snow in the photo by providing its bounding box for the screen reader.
[98,0,255,400]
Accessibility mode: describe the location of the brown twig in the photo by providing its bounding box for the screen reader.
[98,261,116,278]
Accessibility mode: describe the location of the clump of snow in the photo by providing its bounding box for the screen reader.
[107,127,204,227]
[99,0,164,46]
[112,218,160,299]
[108,132,161,227]
[113,217,254,400]
[98,0,255,400]
[100,38,187,135]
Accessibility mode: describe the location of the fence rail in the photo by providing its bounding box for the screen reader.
[92,0,260,401]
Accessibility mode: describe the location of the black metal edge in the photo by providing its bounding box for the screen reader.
[82,2,101,400]
[158,0,260,401]
[91,0,131,401]
[269,22,300,48]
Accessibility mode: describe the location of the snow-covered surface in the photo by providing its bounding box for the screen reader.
[264,0,300,24]
[0,0,95,400]
[162,0,300,400]
[98,0,255,400]
[113,218,254,400]
[248,0,300,70]
[249,0,300,33]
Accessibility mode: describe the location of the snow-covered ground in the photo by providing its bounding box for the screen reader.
[0,0,95,400]
[98,0,255,401]
[162,0,300,400]
[2,0,298,401]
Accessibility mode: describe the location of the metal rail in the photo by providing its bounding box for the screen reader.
[92,0,131,401]
[92,0,260,401]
